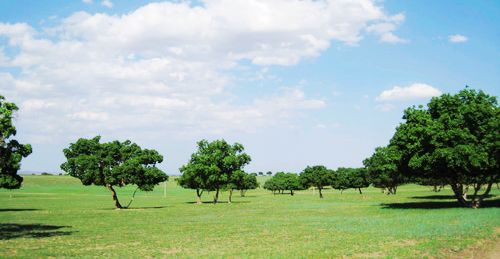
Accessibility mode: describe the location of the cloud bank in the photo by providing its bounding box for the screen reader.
[0,0,404,143]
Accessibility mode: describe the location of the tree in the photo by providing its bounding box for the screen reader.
[179,139,251,204]
[331,168,369,194]
[280,172,304,195]
[225,170,258,201]
[225,170,258,202]
[263,172,303,195]
[258,172,264,176]
[299,165,333,198]
[0,96,32,189]
[347,168,370,194]
[60,136,168,209]
[266,171,272,176]
[363,146,407,194]
[177,166,206,204]
[239,173,259,197]
[391,88,499,208]
[331,168,350,194]
[263,177,279,194]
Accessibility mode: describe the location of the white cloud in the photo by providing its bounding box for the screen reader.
[448,34,468,43]
[101,0,113,8]
[82,0,92,4]
[0,0,403,143]
[376,83,442,101]
[365,13,407,43]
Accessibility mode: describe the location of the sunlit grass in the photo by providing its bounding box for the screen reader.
[0,175,498,258]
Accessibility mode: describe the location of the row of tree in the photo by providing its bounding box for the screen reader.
[263,167,369,197]
[2,88,498,209]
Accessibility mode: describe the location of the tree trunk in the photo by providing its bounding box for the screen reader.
[340,189,344,194]
[213,188,220,204]
[107,185,123,209]
[196,189,203,204]
[290,190,294,196]
[240,190,245,197]
[318,187,323,198]
[228,189,233,204]
[450,182,468,207]
[358,188,362,194]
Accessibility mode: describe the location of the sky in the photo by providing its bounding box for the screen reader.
[0,0,499,175]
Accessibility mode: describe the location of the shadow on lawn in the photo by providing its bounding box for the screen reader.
[0,208,39,212]
[381,199,500,209]
[98,205,169,210]
[410,194,496,200]
[185,201,250,204]
[0,223,74,240]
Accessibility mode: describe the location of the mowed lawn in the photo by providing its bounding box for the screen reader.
[0,176,499,258]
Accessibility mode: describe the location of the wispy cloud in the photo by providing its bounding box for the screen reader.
[448,34,468,43]
[101,0,113,8]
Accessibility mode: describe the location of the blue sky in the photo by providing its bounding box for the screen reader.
[1,0,499,174]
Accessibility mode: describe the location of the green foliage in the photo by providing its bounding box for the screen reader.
[347,168,370,191]
[363,146,408,194]
[331,168,350,192]
[263,172,304,195]
[391,88,499,207]
[60,136,167,208]
[331,167,370,194]
[178,139,251,203]
[299,165,333,198]
[0,95,32,189]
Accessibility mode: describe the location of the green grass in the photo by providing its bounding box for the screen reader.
[1,175,499,258]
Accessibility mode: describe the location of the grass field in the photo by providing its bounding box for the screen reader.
[0,175,499,258]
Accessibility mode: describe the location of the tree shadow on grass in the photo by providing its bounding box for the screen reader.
[0,223,74,240]
[381,199,500,209]
[0,208,39,212]
[184,201,251,204]
[98,206,169,210]
[410,194,496,200]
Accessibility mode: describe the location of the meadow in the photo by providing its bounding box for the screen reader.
[0,175,499,258]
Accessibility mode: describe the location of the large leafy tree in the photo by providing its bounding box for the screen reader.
[391,88,499,208]
[179,139,251,204]
[60,136,168,209]
[0,96,32,189]
[299,165,333,198]
[363,146,407,195]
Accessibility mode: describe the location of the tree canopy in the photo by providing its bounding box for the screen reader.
[390,88,499,207]
[0,96,32,189]
[263,172,304,195]
[60,136,167,208]
[363,146,407,194]
[331,167,370,194]
[299,165,333,198]
[179,139,251,204]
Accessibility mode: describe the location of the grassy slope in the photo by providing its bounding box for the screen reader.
[0,175,499,258]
